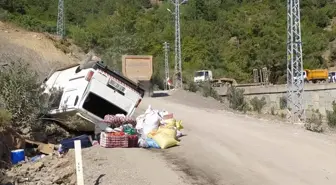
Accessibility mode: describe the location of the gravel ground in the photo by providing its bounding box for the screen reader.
[82,147,187,185]
[161,89,227,110]
[4,90,336,185]
[141,92,336,185]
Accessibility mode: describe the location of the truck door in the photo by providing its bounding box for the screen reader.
[59,70,90,111]
[205,71,209,81]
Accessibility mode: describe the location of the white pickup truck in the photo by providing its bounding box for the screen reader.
[42,61,145,131]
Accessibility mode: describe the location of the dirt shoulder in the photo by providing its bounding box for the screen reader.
[142,96,336,185]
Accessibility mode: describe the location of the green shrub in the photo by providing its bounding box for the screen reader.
[227,86,248,111]
[271,107,276,115]
[185,81,199,93]
[279,96,287,110]
[250,97,267,113]
[0,109,12,130]
[326,101,336,127]
[199,82,220,100]
[305,109,323,133]
[0,61,49,132]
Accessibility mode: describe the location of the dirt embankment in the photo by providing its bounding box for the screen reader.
[0,21,85,78]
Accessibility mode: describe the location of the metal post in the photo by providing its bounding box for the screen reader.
[287,0,305,122]
[253,69,259,83]
[262,67,268,85]
[164,42,170,90]
[57,0,65,38]
[259,69,263,85]
[171,0,187,89]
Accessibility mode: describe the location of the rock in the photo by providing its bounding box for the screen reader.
[22,127,30,135]
[52,160,68,169]
[30,161,44,172]
[3,150,75,185]
[17,177,29,183]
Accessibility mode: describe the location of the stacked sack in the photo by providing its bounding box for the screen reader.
[104,114,136,128]
[136,105,184,149]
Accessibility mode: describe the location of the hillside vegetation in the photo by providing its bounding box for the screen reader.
[1,0,336,85]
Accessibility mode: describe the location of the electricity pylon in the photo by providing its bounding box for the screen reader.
[57,0,65,38]
[286,0,305,123]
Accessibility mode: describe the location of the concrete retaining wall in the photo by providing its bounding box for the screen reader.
[215,83,336,115]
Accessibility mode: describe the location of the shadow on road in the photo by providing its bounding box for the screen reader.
[94,174,106,185]
[151,91,170,98]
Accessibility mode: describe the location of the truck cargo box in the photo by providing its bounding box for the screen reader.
[122,55,153,96]
[305,69,328,82]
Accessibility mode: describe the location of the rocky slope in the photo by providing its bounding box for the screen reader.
[0,21,84,78]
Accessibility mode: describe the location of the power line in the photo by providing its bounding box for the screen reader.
[287,0,305,123]
[57,0,65,38]
[164,42,170,90]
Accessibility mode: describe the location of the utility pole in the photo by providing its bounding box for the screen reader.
[253,69,259,83]
[287,0,305,123]
[171,0,187,89]
[164,42,170,90]
[57,0,65,38]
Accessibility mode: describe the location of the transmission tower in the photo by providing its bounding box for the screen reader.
[164,42,170,90]
[172,0,187,89]
[57,0,65,38]
[287,0,305,123]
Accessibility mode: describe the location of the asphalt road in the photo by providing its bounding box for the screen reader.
[141,95,336,185]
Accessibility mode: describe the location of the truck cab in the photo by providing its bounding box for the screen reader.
[42,61,145,131]
[194,70,213,83]
[329,71,336,83]
[293,71,307,83]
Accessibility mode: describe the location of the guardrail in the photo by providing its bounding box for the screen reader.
[215,83,336,96]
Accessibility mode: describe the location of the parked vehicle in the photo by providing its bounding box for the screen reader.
[328,71,336,83]
[193,69,237,87]
[122,55,153,96]
[304,69,328,83]
[42,60,145,131]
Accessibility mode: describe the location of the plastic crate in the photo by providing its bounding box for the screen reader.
[100,132,128,148]
[128,135,138,148]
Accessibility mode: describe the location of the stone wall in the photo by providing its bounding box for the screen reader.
[215,83,336,116]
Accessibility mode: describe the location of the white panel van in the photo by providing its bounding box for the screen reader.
[42,61,145,131]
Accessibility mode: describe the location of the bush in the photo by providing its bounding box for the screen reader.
[271,107,276,115]
[54,39,71,54]
[305,109,323,133]
[326,101,336,127]
[279,96,287,110]
[0,61,49,133]
[227,86,248,111]
[0,109,12,130]
[250,97,267,113]
[185,80,199,93]
[199,82,220,100]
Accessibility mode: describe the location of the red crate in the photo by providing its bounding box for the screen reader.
[128,135,138,148]
[100,132,128,148]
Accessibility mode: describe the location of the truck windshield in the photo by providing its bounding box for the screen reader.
[195,71,204,77]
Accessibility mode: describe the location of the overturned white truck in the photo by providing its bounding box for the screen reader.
[42,60,145,132]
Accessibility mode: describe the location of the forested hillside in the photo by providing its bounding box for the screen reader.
[1,0,336,84]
